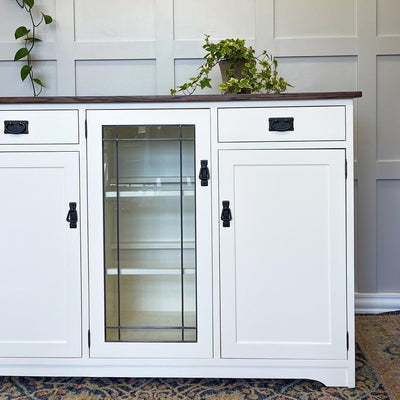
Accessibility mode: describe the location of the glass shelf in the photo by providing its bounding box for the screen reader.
[106,267,195,276]
[105,190,194,198]
[107,176,194,184]
[110,241,195,250]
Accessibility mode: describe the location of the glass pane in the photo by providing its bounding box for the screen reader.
[118,125,180,140]
[105,328,119,341]
[103,141,119,328]
[184,329,196,342]
[182,136,196,332]
[182,125,195,139]
[103,125,197,343]
[103,126,117,140]
[119,329,185,342]
[119,275,182,327]
[115,141,182,194]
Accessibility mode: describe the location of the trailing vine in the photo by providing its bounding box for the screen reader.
[14,0,53,96]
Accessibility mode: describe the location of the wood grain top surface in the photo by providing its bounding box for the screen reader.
[0,91,362,104]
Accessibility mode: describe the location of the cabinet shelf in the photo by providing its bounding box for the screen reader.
[104,176,195,198]
[110,241,195,250]
[107,311,196,328]
[105,190,194,198]
[108,176,194,185]
[106,267,195,276]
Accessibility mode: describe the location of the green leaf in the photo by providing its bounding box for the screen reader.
[178,83,189,91]
[33,78,45,87]
[23,0,34,8]
[14,47,29,61]
[199,77,211,89]
[20,64,32,81]
[170,89,177,95]
[42,13,53,24]
[14,26,30,39]
[25,37,42,43]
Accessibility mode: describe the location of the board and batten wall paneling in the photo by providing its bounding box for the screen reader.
[375,0,400,307]
[173,0,256,40]
[377,56,400,161]
[377,181,400,292]
[0,0,56,43]
[377,0,400,37]
[276,57,358,93]
[75,60,157,95]
[273,0,357,38]
[1,0,400,307]
[0,0,56,96]
[74,0,156,42]
[0,60,57,96]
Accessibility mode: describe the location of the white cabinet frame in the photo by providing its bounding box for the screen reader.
[87,109,213,359]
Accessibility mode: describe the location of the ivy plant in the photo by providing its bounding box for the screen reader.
[171,35,292,95]
[14,0,53,96]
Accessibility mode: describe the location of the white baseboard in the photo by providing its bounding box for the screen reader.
[355,293,400,314]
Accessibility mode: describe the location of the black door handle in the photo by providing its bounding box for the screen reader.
[66,202,78,229]
[199,160,210,186]
[221,201,232,227]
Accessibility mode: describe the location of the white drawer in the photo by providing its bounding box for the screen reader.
[0,110,79,144]
[218,106,346,142]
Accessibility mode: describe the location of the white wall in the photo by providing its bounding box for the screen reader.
[1,0,400,301]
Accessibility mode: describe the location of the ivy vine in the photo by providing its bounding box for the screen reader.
[171,35,291,95]
[14,0,53,96]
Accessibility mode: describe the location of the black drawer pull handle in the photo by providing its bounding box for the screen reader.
[4,120,29,134]
[268,117,294,132]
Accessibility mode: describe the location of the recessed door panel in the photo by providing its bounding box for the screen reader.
[219,149,347,359]
[0,152,81,357]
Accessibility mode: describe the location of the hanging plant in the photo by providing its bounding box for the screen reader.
[14,0,53,96]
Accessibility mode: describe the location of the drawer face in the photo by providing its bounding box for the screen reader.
[218,106,346,142]
[0,110,79,144]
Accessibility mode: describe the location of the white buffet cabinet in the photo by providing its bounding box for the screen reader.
[0,92,360,387]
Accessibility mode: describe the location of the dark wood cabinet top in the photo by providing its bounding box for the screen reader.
[0,91,362,104]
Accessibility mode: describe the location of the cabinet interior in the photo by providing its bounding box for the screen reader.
[103,124,197,343]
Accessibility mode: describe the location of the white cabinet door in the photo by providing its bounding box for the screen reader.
[87,109,212,358]
[0,152,81,358]
[219,149,347,360]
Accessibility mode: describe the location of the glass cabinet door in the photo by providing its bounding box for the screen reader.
[103,125,196,343]
[88,109,212,358]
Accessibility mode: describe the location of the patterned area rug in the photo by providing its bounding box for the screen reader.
[1,314,398,400]
[356,311,400,400]
[0,344,388,400]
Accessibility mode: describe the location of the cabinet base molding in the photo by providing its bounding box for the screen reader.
[0,363,354,387]
[355,293,400,314]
